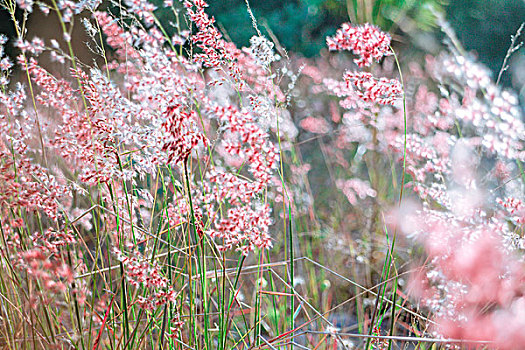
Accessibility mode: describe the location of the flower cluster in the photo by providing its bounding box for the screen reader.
[322,23,402,211]
[336,178,377,206]
[248,35,277,69]
[401,205,525,349]
[343,71,402,106]
[13,228,85,306]
[1,0,523,347]
[319,18,525,347]
[161,104,209,164]
[184,0,245,88]
[327,23,392,67]
[497,197,525,225]
[114,248,178,311]
[198,103,279,254]
[387,47,525,347]
[300,116,331,134]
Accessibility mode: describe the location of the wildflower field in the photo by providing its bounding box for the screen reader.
[0,0,524,348]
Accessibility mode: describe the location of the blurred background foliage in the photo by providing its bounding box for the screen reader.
[154,0,525,88]
[153,0,446,57]
[206,0,443,57]
[1,0,524,88]
[446,0,525,88]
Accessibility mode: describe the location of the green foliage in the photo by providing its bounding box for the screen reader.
[207,0,445,56]
[207,0,342,57]
[345,0,444,31]
[149,0,445,57]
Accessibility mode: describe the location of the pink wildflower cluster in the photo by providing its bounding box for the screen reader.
[343,71,402,106]
[319,18,525,347]
[13,228,86,305]
[18,248,74,298]
[183,0,246,88]
[497,197,525,225]
[166,195,192,227]
[1,0,523,346]
[94,11,140,61]
[424,53,524,161]
[95,1,281,256]
[391,133,450,193]
[0,149,66,220]
[0,1,285,331]
[161,105,209,164]
[207,202,273,255]
[327,23,392,67]
[321,23,402,208]
[199,104,279,254]
[17,57,135,185]
[125,0,156,25]
[82,0,281,257]
[387,49,525,347]
[400,205,525,349]
[184,0,281,93]
[323,23,401,120]
[114,248,178,311]
[336,178,377,206]
[300,116,331,134]
[211,104,278,185]
[168,316,185,339]
[0,75,68,219]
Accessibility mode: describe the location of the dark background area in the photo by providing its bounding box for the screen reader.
[1,0,524,90]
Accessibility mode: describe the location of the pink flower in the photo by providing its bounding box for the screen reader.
[114,248,178,311]
[327,23,392,67]
[300,116,330,134]
[336,178,377,205]
[343,71,402,106]
[161,104,209,164]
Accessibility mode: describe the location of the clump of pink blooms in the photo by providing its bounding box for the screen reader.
[498,197,525,225]
[113,248,179,311]
[336,178,377,206]
[343,71,402,106]
[0,0,287,323]
[388,47,525,348]
[324,23,401,111]
[399,200,525,348]
[315,22,403,220]
[314,19,525,348]
[300,116,331,134]
[327,22,393,67]
[12,226,88,306]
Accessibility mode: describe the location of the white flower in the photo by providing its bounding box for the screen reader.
[249,35,277,68]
